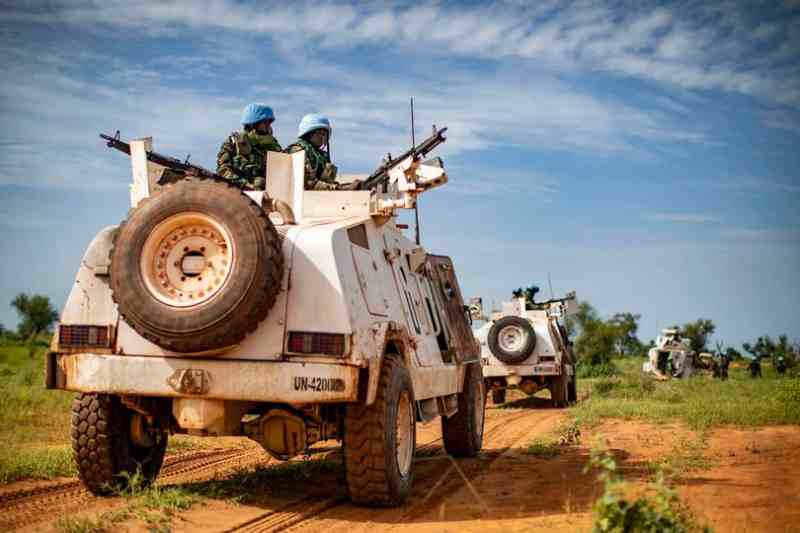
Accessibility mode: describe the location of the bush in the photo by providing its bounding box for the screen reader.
[586,448,710,533]
[579,361,619,378]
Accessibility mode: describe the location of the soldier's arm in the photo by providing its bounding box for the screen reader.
[216,142,249,188]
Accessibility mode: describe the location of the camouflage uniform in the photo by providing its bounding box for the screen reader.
[216,131,282,190]
[285,138,338,190]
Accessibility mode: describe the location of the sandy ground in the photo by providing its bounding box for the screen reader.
[2,397,799,532]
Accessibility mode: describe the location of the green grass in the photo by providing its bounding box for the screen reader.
[526,438,561,458]
[0,339,75,483]
[573,356,800,430]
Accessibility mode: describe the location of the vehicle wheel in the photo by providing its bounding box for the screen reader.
[110,178,284,353]
[442,363,485,457]
[550,370,569,408]
[344,355,415,507]
[491,388,506,405]
[487,316,536,364]
[71,393,167,495]
[568,370,577,404]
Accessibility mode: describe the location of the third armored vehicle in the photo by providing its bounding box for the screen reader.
[469,291,577,407]
[46,127,484,507]
[643,329,695,379]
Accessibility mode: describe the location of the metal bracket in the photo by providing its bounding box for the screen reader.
[167,368,209,395]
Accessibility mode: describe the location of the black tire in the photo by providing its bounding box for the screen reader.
[550,369,569,408]
[487,316,536,364]
[491,387,506,405]
[442,363,485,457]
[568,370,577,404]
[344,355,415,507]
[71,393,167,495]
[110,178,284,353]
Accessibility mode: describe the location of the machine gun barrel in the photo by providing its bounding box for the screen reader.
[360,126,447,190]
[100,132,225,183]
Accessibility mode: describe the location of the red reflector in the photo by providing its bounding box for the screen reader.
[59,325,111,348]
[288,332,346,356]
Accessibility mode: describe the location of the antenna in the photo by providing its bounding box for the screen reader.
[411,97,421,245]
[547,272,554,299]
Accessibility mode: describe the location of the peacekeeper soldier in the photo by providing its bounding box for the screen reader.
[285,114,362,191]
[216,103,282,190]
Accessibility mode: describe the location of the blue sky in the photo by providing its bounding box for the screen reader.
[0,0,798,348]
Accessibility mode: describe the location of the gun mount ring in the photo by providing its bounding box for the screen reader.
[140,212,234,308]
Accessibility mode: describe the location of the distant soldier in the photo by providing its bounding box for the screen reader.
[217,103,282,190]
[719,352,729,380]
[749,357,762,378]
[285,113,340,190]
[776,356,787,376]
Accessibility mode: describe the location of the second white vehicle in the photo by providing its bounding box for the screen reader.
[470,292,578,407]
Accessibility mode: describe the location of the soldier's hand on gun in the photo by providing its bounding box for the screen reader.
[322,163,338,180]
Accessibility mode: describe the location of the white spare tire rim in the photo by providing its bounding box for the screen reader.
[498,324,527,353]
[140,212,235,308]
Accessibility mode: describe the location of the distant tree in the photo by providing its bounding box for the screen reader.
[743,335,798,368]
[608,312,643,357]
[724,347,742,361]
[680,319,715,353]
[11,293,58,341]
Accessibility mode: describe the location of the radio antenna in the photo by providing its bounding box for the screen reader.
[411,97,421,245]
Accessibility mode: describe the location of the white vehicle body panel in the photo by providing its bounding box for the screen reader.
[52,144,474,409]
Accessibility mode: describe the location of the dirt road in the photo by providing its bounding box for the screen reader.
[3,399,799,532]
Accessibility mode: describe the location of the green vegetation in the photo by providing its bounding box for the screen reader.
[586,447,710,533]
[573,357,800,430]
[55,472,201,533]
[0,338,74,483]
[10,292,58,345]
[526,438,561,458]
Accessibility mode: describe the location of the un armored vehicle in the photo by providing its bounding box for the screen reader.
[469,292,577,407]
[643,328,694,379]
[46,128,485,507]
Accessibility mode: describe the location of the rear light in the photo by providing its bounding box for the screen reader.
[287,332,346,357]
[59,325,113,349]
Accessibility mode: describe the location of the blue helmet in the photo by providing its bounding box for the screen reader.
[241,103,275,126]
[297,113,331,138]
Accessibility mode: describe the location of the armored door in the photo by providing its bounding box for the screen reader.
[425,254,479,363]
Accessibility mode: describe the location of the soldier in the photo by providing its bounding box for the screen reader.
[749,356,762,378]
[719,352,730,380]
[216,103,282,190]
[776,356,787,376]
[285,113,340,190]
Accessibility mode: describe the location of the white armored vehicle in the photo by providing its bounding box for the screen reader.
[643,328,694,379]
[46,128,485,507]
[469,291,577,407]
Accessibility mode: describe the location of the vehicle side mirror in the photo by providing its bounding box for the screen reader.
[467,297,484,322]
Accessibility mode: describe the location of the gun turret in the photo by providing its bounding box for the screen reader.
[359,126,448,191]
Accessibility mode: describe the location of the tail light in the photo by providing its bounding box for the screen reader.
[59,325,113,349]
[287,332,346,357]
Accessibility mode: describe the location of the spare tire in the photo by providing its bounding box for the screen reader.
[487,316,536,364]
[110,178,283,353]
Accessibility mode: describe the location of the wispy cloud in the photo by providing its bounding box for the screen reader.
[650,213,719,223]
[2,1,797,106]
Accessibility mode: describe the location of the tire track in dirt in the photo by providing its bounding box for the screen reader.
[0,447,263,531]
[276,408,562,533]
[224,408,546,533]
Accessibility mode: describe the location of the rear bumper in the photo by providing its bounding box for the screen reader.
[46,352,360,403]
[481,361,561,378]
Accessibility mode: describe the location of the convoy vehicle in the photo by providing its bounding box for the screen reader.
[46,129,485,507]
[642,328,695,379]
[469,292,577,407]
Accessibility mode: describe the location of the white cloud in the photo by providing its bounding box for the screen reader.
[1,0,799,107]
[650,213,719,223]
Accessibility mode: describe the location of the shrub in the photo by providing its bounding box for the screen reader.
[579,361,619,378]
[586,447,710,533]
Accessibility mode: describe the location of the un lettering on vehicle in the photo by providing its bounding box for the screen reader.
[293,376,346,393]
